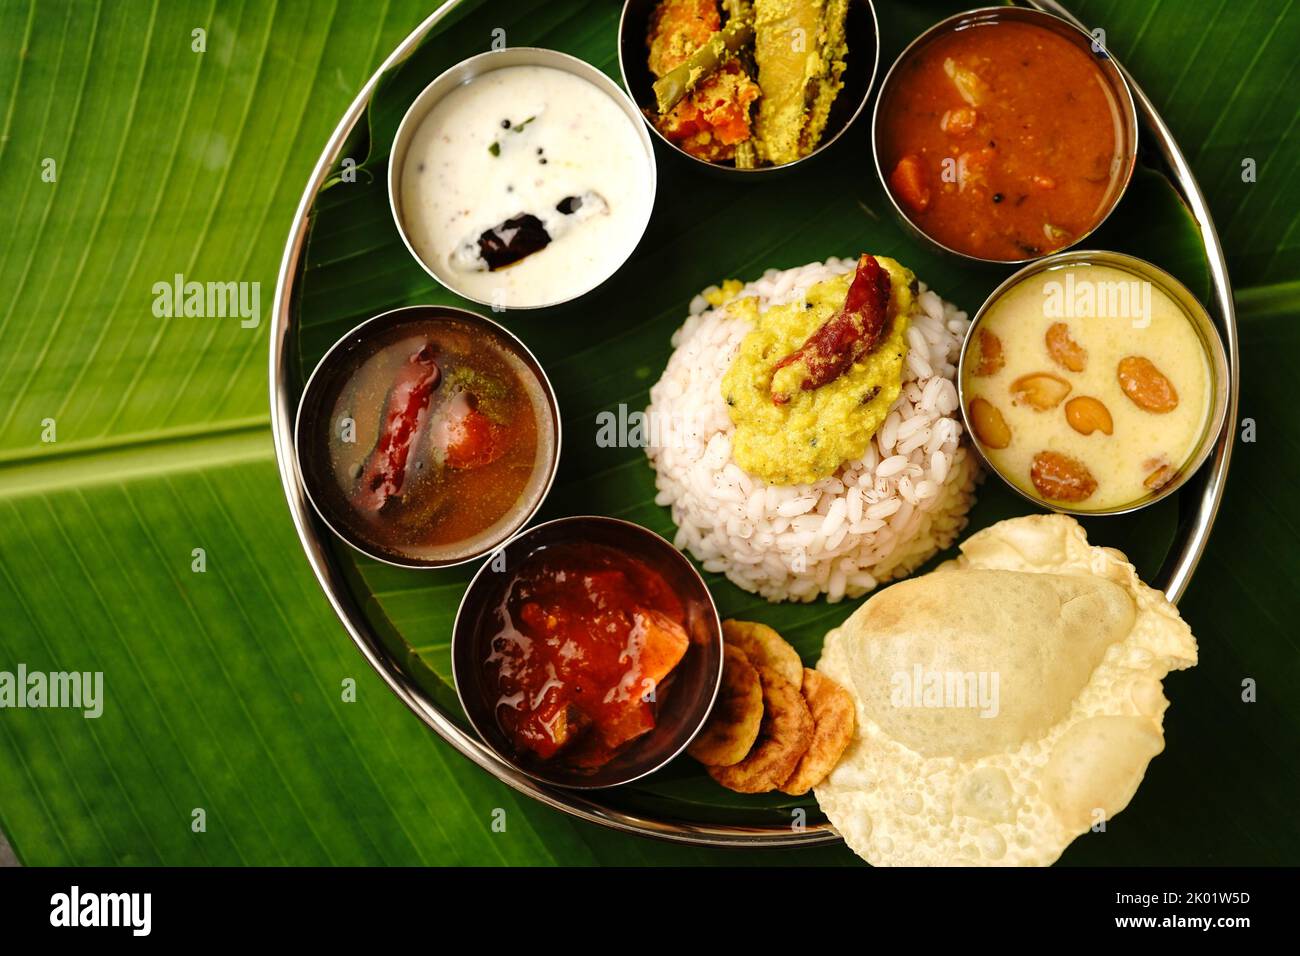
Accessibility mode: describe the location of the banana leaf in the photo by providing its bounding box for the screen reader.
[0,0,1295,865]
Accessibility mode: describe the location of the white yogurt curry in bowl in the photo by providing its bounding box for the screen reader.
[391,49,656,309]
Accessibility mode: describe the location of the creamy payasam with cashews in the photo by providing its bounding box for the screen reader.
[961,263,1212,511]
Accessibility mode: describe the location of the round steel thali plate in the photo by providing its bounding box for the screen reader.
[269,0,1239,848]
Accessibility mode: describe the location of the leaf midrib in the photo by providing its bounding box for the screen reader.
[0,417,271,500]
[0,272,1284,503]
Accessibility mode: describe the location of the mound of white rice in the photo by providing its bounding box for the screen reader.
[646,257,979,603]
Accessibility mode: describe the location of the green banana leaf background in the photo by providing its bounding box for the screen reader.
[0,0,1295,865]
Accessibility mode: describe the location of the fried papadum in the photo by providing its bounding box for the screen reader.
[780,668,855,795]
[722,619,803,690]
[815,514,1199,866]
[688,644,764,766]
[708,665,813,793]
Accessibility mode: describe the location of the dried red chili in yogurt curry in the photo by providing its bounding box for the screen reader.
[879,19,1129,261]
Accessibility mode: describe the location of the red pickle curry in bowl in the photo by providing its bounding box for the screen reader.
[453,517,723,788]
[486,542,691,767]
[876,12,1135,262]
[296,309,558,567]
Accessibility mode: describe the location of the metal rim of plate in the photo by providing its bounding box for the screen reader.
[269,0,1240,849]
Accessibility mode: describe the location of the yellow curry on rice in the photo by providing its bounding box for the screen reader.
[721,256,915,485]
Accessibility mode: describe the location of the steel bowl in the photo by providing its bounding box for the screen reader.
[617,0,879,177]
[871,5,1139,265]
[957,249,1230,516]
[388,47,657,310]
[452,516,724,789]
[294,305,561,569]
